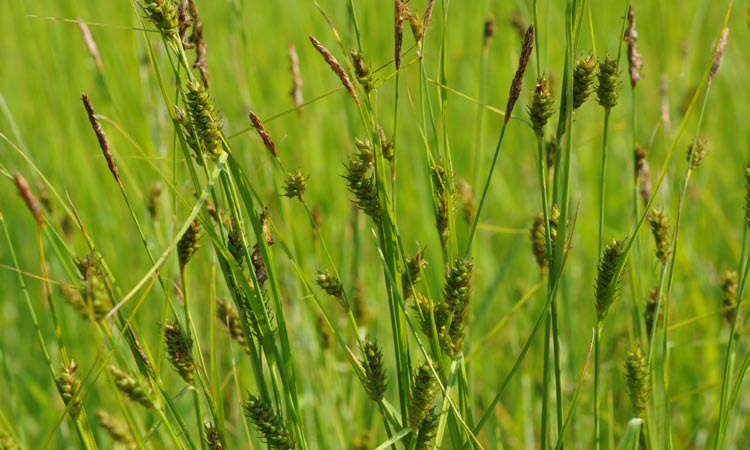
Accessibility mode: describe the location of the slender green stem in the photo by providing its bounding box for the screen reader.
[594,325,601,450]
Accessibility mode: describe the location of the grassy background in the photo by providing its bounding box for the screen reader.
[0,0,748,448]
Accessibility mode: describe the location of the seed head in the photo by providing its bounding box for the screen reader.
[288,43,304,111]
[528,77,555,139]
[56,360,82,418]
[13,173,44,227]
[403,249,427,299]
[345,147,381,223]
[595,239,626,323]
[505,25,534,124]
[164,320,195,384]
[624,346,650,417]
[709,27,729,82]
[623,5,643,88]
[573,56,597,109]
[178,219,202,268]
[444,258,473,356]
[361,339,387,402]
[720,270,738,325]
[185,80,223,161]
[409,362,438,429]
[249,112,277,159]
[647,209,671,264]
[351,49,375,94]
[635,146,651,206]
[108,365,156,409]
[82,93,120,184]
[204,422,223,450]
[394,0,406,68]
[315,269,346,308]
[530,204,560,274]
[596,55,622,111]
[407,8,424,56]
[415,407,439,450]
[243,394,297,450]
[96,410,135,448]
[216,298,251,353]
[309,36,360,105]
[457,179,477,225]
[282,170,308,201]
[186,0,209,88]
[141,0,179,39]
[644,287,664,338]
[431,161,453,247]
[687,137,707,170]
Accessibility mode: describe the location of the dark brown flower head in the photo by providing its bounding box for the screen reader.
[13,173,43,227]
[309,35,360,105]
[82,93,120,184]
[394,0,406,68]
[505,25,534,125]
[623,5,643,88]
[249,111,277,159]
[483,16,495,48]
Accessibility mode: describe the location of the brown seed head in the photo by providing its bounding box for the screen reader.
[309,36,360,105]
[709,27,729,81]
[78,19,102,72]
[505,25,534,125]
[249,112,277,159]
[82,93,120,183]
[13,173,43,227]
[623,5,643,88]
[395,0,406,68]
[288,43,304,111]
[483,16,495,48]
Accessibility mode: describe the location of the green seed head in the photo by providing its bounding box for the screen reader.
[596,56,622,111]
[56,360,82,418]
[178,219,202,268]
[443,258,473,356]
[530,205,560,274]
[204,422,223,450]
[164,320,195,384]
[409,362,438,429]
[431,161,453,247]
[243,394,297,450]
[687,137,708,170]
[644,287,664,338]
[415,407,439,450]
[185,80,223,161]
[345,147,381,223]
[647,209,671,264]
[528,77,555,138]
[402,249,427,299]
[720,270,738,325]
[96,410,135,448]
[573,55,597,109]
[216,298,251,354]
[624,346,650,417]
[361,339,387,402]
[282,170,308,201]
[142,0,179,39]
[108,365,156,409]
[595,239,626,323]
[315,269,346,307]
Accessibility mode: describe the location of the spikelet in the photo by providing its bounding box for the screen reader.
[141,0,179,39]
[402,249,427,299]
[415,407,439,450]
[164,320,195,384]
[457,179,476,225]
[82,93,120,184]
[288,43,304,111]
[644,287,664,338]
[528,78,555,138]
[178,219,202,268]
[96,410,135,448]
[282,170,308,201]
[184,80,223,161]
[413,292,448,340]
[108,365,156,409]
[216,298,251,353]
[249,112,277,159]
[351,49,375,93]
[687,137,707,170]
[243,394,297,450]
[13,173,44,227]
[647,209,671,263]
[315,269,346,308]
[409,362,438,429]
[720,270,738,325]
[345,146,381,223]
[595,239,626,323]
[505,25,534,124]
[76,255,112,321]
[709,27,729,82]
[361,339,387,402]
[573,56,597,109]
[56,360,82,418]
[204,422,223,450]
[635,146,651,205]
[530,205,560,273]
[596,55,622,111]
[379,126,395,164]
[423,0,436,32]
[624,347,650,417]
[394,0,406,68]
[444,258,473,356]
[431,161,453,247]
[408,7,424,56]
[78,19,103,72]
[309,36,360,105]
[623,6,643,88]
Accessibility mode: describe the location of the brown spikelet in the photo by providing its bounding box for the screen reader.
[204,422,223,450]
[188,0,209,88]
[623,5,643,88]
[96,410,135,448]
[505,25,534,125]
[288,43,304,111]
[82,93,120,183]
[249,112,277,159]
[709,27,729,81]
[77,19,102,72]
[13,173,43,226]
[635,146,651,206]
[309,36,360,106]
[394,0,406,69]
[483,16,495,48]
[423,0,435,32]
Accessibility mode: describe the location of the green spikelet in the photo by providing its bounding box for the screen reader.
[530,205,560,274]
[185,80,223,161]
[413,292,448,341]
[595,239,626,323]
[216,298,251,353]
[457,179,476,225]
[415,407,439,450]
[720,270,738,325]
[226,222,246,267]
[596,55,622,111]
[178,219,202,268]
[443,258,473,356]
[361,339,387,402]
[528,77,555,138]
[315,269,346,308]
[243,394,297,450]
[108,365,156,409]
[96,410,135,448]
[0,429,17,450]
[431,161,453,247]
[647,209,671,263]
[350,49,375,94]
[409,363,438,429]
[56,360,82,418]
[204,422,223,450]
[573,55,597,109]
[282,170,308,201]
[402,249,427,299]
[74,256,112,321]
[141,0,178,38]
[344,146,381,223]
[624,346,650,417]
[644,287,664,338]
[687,137,707,170]
[164,320,195,384]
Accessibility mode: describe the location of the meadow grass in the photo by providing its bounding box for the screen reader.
[0,0,748,449]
